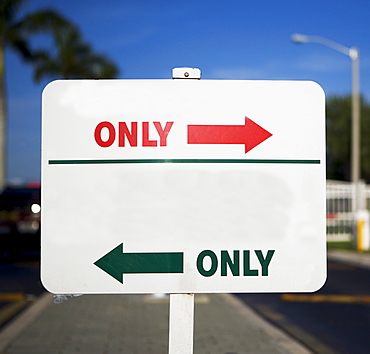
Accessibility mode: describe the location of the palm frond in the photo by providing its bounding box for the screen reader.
[0,0,25,23]
[5,25,32,59]
[13,9,75,34]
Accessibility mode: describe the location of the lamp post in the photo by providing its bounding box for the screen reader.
[291,33,365,249]
[291,33,360,185]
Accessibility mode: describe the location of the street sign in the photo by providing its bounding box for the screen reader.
[41,79,326,294]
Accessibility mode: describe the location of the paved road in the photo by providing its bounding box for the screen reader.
[0,260,44,330]
[235,260,370,354]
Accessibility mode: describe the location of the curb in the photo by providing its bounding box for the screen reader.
[327,250,370,270]
[0,292,53,353]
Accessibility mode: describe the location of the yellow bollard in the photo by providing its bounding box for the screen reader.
[357,219,365,252]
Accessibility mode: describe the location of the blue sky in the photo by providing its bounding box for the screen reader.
[5,0,370,182]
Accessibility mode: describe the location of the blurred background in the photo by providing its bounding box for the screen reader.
[1,1,370,353]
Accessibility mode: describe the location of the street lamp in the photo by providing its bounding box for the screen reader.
[291,33,363,247]
[291,33,360,185]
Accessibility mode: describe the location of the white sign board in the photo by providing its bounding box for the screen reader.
[41,79,326,294]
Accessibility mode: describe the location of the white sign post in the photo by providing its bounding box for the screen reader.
[42,71,326,353]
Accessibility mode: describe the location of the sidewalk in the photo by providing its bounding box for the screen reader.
[0,291,311,353]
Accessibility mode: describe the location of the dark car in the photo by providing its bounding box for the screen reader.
[0,183,41,258]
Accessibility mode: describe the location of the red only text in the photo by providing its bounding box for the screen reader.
[94,121,174,148]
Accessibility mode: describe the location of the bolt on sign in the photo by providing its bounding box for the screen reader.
[41,79,326,294]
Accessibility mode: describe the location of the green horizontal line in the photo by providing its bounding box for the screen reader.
[49,159,320,165]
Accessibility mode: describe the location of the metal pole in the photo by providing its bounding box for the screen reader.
[349,47,365,250]
[350,48,360,196]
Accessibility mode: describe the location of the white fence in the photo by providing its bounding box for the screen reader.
[326,180,370,242]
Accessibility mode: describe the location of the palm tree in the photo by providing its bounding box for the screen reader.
[0,1,119,188]
[33,26,119,81]
[0,0,74,187]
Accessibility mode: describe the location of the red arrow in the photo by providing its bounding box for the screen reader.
[187,117,272,153]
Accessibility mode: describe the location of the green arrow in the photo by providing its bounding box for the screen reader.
[94,243,184,283]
